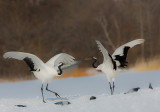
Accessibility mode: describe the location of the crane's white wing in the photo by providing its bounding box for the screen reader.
[60,61,81,70]
[3,52,45,71]
[96,40,117,70]
[46,53,75,70]
[56,60,81,73]
[112,39,144,67]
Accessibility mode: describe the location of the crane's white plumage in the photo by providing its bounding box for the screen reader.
[112,39,145,58]
[93,39,144,94]
[46,53,75,71]
[4,52,45,70]
[3,51,77,103]
[96,40,111,63]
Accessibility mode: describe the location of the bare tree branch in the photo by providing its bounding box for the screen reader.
[97,16,116,51]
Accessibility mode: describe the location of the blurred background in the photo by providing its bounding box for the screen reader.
[0,0,160,81]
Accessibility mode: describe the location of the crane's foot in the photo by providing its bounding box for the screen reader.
[43,100,46,103]
[55,92,61,98]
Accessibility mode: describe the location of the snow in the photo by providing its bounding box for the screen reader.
[0,70,160,112]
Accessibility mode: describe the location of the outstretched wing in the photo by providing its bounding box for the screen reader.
[96,40,116,70]
[3,52,45,71]
[46,53,75,70]
[60,60,81,71]
[112,39,144,68]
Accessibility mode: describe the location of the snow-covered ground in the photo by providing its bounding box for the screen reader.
[0,70,160,112]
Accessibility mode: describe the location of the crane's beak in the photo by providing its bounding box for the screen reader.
[84,58,92,61]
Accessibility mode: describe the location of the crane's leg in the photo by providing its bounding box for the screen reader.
[109,82,113,95]
[41,84,46,103]
[46,83,61,97]
[113,81,115,94]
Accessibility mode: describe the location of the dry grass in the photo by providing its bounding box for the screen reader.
[54,68,98,79]
[133,56,160,72]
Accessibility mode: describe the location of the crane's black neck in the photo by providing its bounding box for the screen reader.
[92,59,97,68]
[58,64,63,75]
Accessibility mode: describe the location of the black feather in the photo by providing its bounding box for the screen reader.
[108,53,117,70]
[114,46,130,68]
[23,57,36,71]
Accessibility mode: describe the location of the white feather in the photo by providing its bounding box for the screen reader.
[96,40,112,63]
[46,53,75,70]
[3,52,45,70]
[112,39,144,57]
